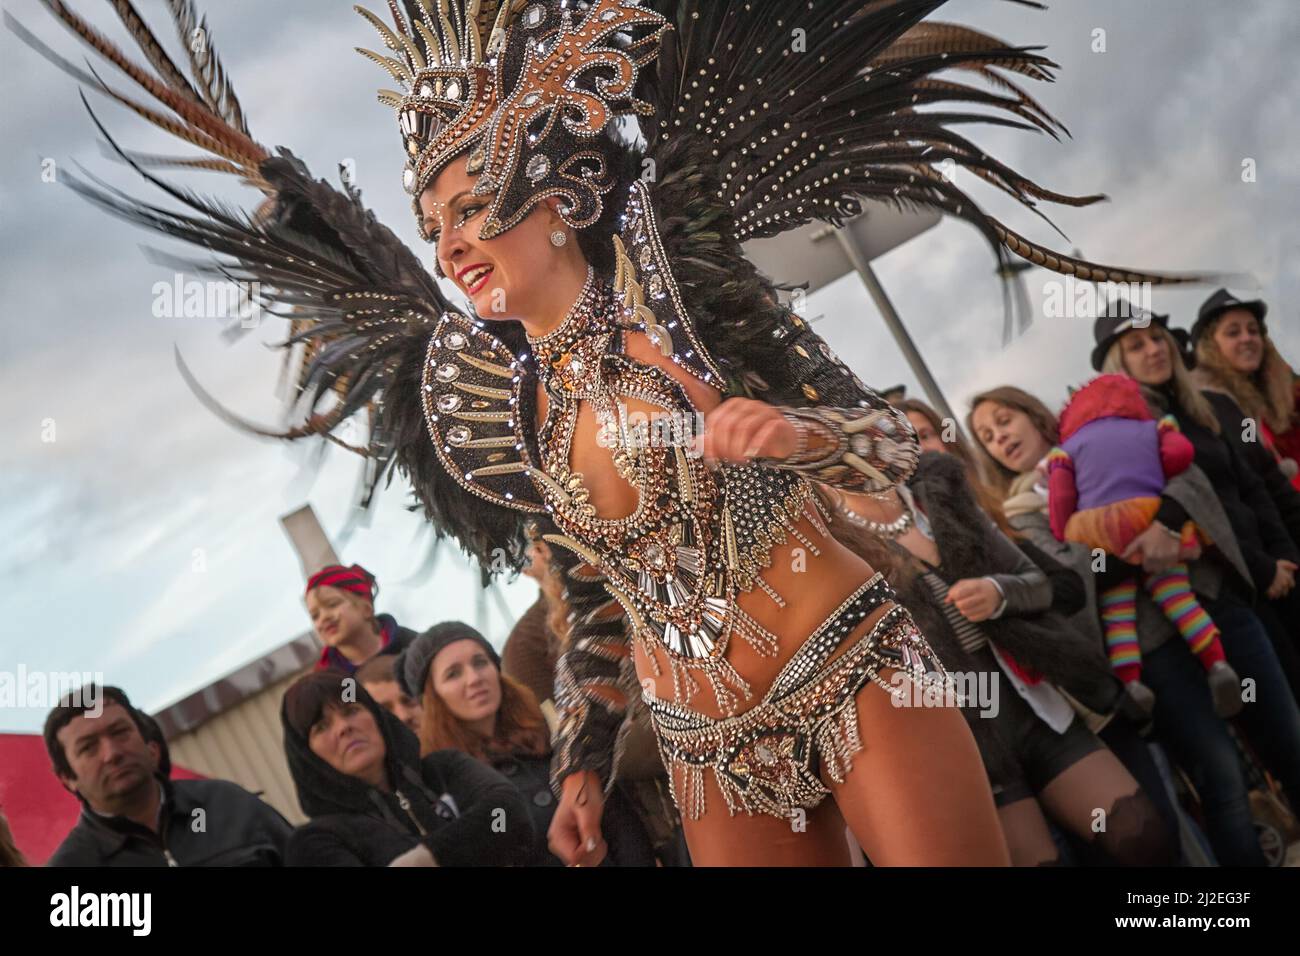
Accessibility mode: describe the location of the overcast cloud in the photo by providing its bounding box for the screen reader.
[2,0,1297,731]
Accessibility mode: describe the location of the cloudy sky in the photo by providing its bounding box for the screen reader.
[2,1,1298,732]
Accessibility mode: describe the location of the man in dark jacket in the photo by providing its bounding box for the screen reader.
[44,685,291,866]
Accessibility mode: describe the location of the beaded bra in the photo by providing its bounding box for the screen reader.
[525,273,832,715]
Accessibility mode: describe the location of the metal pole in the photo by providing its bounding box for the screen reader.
[834,229,965,435]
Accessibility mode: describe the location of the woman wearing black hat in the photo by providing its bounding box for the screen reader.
[1190,290,1300,492]
[1092,306,1300,843]
[405,622,656,867]
[1187,290,1300,692]
[281,670,534,866]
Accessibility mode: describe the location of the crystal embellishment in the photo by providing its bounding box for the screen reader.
[525,153,550,181]
[435,363,460,382]
[523,3,544,28]
[447,425,472,445]
[402,166,416,193]
[644,542,667,569]
[437,394,462,414]
[444,331,468,350]
[444,79,461,101]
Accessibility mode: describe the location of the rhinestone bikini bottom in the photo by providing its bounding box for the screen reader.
[644,573,947,821]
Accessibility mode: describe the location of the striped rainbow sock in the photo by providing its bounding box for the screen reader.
[1100,578,1141,683]
[1146,565,1226,670]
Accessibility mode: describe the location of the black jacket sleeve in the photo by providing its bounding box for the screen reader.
[1018,540,1088,617]
[1206,391,1300,549]
[1225,432,1300,584]
[285,824,368,867]
[419,750,534,867]
[983,526,1053,617]
[1154,495,1190,533]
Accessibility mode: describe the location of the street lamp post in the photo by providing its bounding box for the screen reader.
[742,203,964,431]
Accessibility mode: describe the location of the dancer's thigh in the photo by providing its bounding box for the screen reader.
[826,672,1011,866]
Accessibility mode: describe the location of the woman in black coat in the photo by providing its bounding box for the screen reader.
[400,622,657,867]
[281,670,534,866]
[824,451,1175,866]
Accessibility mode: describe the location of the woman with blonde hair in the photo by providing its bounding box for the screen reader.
[1190,290,1300,490]
[1186,290,1300,692]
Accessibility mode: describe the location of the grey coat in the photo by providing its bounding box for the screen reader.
[1004,463,1253,657]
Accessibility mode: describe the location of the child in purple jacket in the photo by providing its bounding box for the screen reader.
[1047,374,1240,717]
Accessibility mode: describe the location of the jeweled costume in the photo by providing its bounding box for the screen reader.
[20,0,1198,823]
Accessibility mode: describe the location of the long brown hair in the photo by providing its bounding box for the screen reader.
[899,398,1018,537]
[965,386,1060,496]
[1194,325,1297,434]
[418,668,549,762]
[1100,326,1220,434]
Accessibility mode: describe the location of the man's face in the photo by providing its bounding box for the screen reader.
[362,679,424,736]
[56,702,159,812]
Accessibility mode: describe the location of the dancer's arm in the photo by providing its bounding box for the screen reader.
[545,553,636,867]
[701,395,919,493]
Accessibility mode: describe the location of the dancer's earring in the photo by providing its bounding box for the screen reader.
[550,229,568,247]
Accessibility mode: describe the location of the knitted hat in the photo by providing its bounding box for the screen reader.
[399,621,501,698]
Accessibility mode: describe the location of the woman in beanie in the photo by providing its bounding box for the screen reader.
[305,563,417,674]
[970,358,1300,865]
[281,670,533,867]
[405,622,655,867]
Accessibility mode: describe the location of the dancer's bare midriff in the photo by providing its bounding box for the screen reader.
[539,359,898,723]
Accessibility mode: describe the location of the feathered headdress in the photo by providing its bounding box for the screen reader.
[357,0,669,237]
[11,0,1220,577]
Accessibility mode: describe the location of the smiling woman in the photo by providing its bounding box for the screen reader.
[18,0,1214,868]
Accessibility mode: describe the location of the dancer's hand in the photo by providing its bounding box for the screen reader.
[1121,523,1181,573]
[548,770,607,867]
[701,398,798,465]
[946,578,1002,622]
[1267,559,1298,600]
